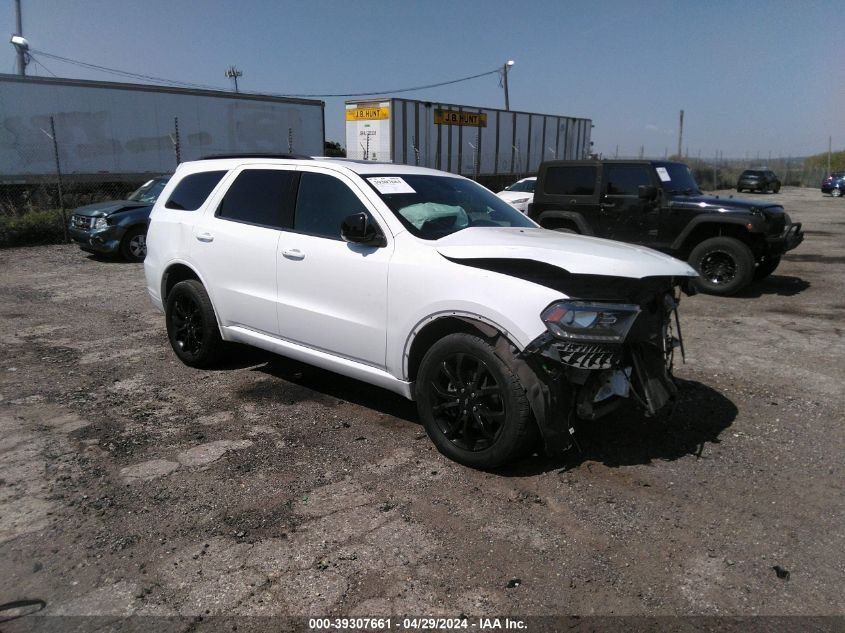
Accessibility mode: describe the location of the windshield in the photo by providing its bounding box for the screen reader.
[654,162,701,195]
[365,174,536,240]
[128,177,169,203]
[505,179,535,193]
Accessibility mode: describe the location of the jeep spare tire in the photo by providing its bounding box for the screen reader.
[688,237,755,296]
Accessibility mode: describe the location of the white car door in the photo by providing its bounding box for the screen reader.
[190,166,296,336]
[276,167,392,368]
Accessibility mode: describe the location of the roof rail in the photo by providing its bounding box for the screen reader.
[198,153,313,161]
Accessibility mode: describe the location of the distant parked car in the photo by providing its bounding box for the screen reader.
[821,171,845,197]
[69,176,170,262]
[496,177,536,213]
[737,169,781,193]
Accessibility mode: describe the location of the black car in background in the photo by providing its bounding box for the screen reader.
[737,169,781,193]
[821,171,845,197]
[69,177,169,262]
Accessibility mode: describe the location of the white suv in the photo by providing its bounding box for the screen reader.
[144,155,697,468]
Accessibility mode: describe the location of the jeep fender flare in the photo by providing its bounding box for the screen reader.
[670,215,760,252]
[535,210,593,235]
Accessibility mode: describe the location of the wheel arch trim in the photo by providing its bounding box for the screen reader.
[401,311,524,383]
[160,260,225,336]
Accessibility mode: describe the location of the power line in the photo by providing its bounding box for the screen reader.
[30,49,223,91]
[27,53,57,77]
[281,68,501,98]
[28,48,502,98]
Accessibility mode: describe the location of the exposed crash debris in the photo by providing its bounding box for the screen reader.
[517,276,688,454]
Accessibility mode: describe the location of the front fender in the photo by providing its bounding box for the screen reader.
[670,214,761,251]
[110,207,152,228]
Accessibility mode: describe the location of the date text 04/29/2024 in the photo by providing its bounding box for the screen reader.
[308,617,527,630]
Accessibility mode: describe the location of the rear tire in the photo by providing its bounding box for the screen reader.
[415,333,537,468]
[754,256,781,280]
[165,280,224,368]
[688,237,755,296]
[120,226,147,262]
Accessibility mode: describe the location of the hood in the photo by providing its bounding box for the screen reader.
[436,227,697,279]
[497,191,533,201]
[72,200,150,217]
[668,193,784,215]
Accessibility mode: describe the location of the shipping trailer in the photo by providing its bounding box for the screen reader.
[345,97,592,177]
[0,74,325,183]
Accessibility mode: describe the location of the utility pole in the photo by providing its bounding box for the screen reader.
[828,136,832,174]
[12,0,28,76]
[502,60,515,110]
[225,66,242,92]
[677,109,684,159]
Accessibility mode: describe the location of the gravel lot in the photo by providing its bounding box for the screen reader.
[0,187,843,628]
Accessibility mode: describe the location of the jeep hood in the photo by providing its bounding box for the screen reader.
[436,227,697,279]
[72,200,150,217]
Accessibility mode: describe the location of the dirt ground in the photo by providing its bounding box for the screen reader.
[0,187,843,630]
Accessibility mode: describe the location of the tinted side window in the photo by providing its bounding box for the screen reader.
[165,171,226,211]
[605,165,652,196]
[217,169,295,228]
[543,166,597,195]
[294,172,369,240]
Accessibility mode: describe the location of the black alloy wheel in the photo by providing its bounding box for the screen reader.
[165,280,224,368]
[416,333,537,468]
[171,294,204,357]
[700,250,738,285]
[689,236,755,296]
[428,352,506,452]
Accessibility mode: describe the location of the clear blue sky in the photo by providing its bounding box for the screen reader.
[4,0,843,159]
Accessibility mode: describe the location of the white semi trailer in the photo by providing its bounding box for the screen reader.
[345,97,592,177]
[0,74,325,183]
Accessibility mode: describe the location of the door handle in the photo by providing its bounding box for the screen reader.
[196,232,214,243]
[281,248,305,260]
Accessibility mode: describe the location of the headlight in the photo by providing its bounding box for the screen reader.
[93,216,109,229]
[541,301,640,343]
[511,197,530,204]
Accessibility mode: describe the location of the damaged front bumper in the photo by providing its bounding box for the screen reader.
[511,281,687,455]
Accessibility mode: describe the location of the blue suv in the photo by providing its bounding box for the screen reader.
[821,171,845,198]
[69,177,169,262]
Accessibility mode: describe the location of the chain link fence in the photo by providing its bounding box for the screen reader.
[1,113,179,248]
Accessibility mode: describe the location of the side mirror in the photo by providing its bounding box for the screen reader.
[638,185,658,200]
[341,212,386,247]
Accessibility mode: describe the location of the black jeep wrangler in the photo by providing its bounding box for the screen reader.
[528,160,804,295]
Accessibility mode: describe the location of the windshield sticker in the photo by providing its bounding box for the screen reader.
[368,176,416,194]
[656,167,671,182]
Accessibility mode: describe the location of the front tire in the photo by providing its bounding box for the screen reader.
[688,237,755,296]
[754,256,781,280]
[772,182,781,193]
[415,333,537,468]
[120,226,147,262]
[832,188,842,198]
[165,280,224,368]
